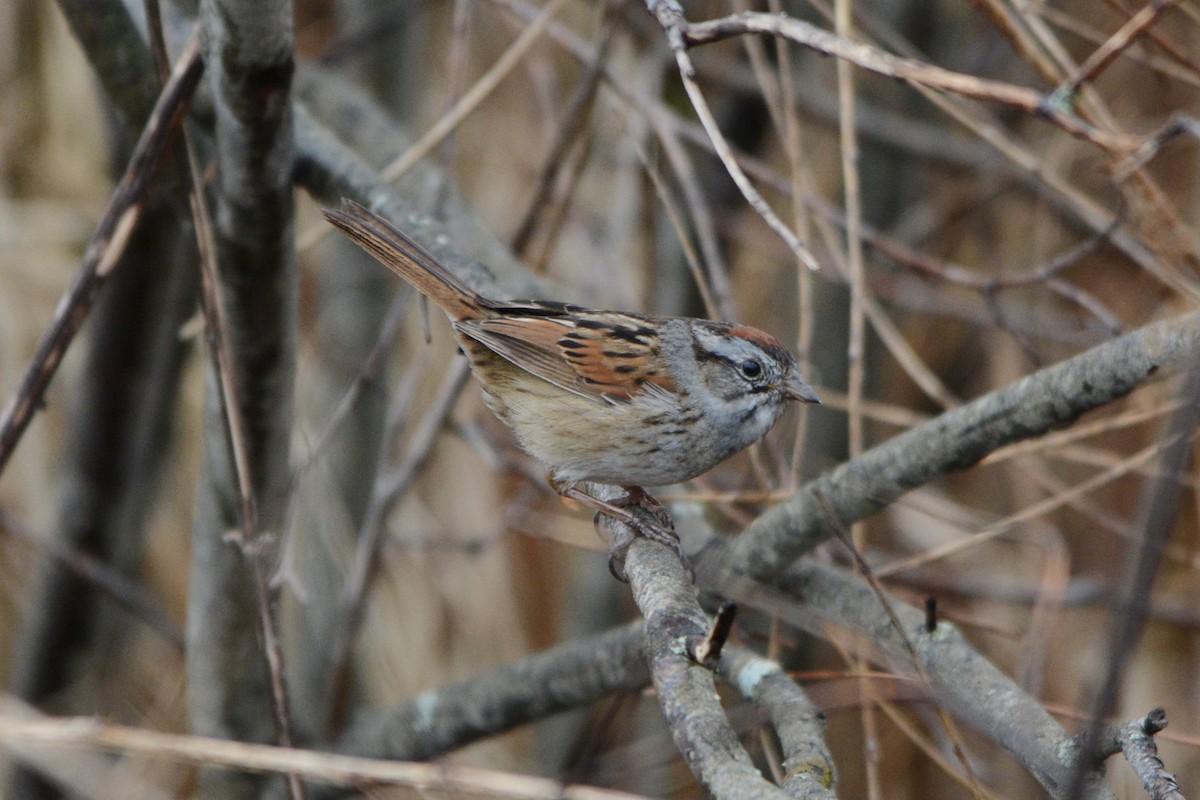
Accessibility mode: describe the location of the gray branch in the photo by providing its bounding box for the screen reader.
[727,311,1200,582]
[337,621,648,761]
[1087,710,1185,800]
[750,561,1116,800]
[717,647,837,800]
[187,1,297,797]
[623,536,789,800]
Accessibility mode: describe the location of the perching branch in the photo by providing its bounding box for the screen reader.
[622,536,791,800]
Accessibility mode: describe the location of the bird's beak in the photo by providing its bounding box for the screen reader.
[781,374,821,404]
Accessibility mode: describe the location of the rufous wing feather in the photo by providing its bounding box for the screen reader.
[457,315,677,403]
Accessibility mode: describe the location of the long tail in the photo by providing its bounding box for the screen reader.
[322,201,486,320]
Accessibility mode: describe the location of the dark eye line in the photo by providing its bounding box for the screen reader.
[693,339,774,383]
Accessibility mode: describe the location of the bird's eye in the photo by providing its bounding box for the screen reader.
[739,359,763,380]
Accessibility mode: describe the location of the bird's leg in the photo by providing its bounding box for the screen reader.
[549,479,690,581]
[610,485,673,528]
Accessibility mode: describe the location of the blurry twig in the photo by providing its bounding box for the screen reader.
[646,1,822,272]
[878,440,1167,578]
[1050,0,1182,106]
[1085,709,1184,800]
[326,359,472,731]
[291,290,410,481]
[0,508,183,647]
[1099,0,1200,79]
[0,699,650,800]
[380,0,569,184]
[0,31,203,479]
[1116,115,1200,181]
[679,11,1138,152]
[865,208,1125,335]
[509,14,613,259]
[1065,363,1200,800]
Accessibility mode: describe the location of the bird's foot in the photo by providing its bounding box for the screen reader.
[550,480,691,581]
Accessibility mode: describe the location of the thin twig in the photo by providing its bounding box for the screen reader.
[681,11,1138,152]
[1064,363,1200,800]
[1050,0,1182,105]
[509,16,613,257]
[0,31,203,479]
[381,0,570,183]
[0,700,648,800]
[0,508,183,647]
[326,358,473,731]
[647,2,822,271]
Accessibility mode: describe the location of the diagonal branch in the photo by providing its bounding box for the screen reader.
[679,11,1138,152]
[727,311,1200,582]
[0,31,203,479]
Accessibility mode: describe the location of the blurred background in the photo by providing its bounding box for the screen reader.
[1,0,1198,797]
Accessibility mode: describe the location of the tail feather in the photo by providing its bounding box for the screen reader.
[322,201,484,320]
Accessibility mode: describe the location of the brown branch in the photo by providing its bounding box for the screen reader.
[679,11,1139,153]
[1052,0,1183,104]
[0,697,649,800]
[0,31,203,479]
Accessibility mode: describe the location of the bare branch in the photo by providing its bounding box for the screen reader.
[186,1,301,797]
[1084,709,1185,800]
[0,696,649,800]
[623,534,791,800]
[335,622,648,762]
[728,312,1200,582]
[717,647,837,800]
[0,32,203,478]
[680,11,1138,152]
